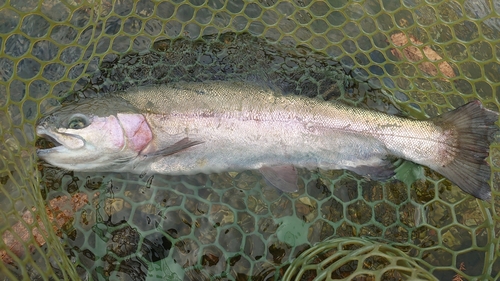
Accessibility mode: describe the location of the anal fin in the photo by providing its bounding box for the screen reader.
[350,160,395,181]
[259,165,298,192]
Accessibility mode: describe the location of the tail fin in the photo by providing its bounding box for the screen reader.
[431,100,498,200]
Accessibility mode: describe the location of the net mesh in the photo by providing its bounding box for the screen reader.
[0,0,499,280]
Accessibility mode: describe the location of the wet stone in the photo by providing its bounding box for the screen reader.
[113,0,133,16]
[83,44,95,61]
[194,217,217,244]
[244,3,262,18]
[21,14,50,38]
[201,246,225,275]
[346,200,372,225]
[173,238,199,267]
[270,197,293,218]
[374,202,396,226]
[42,63,66,81]
[8,104,22,126]
[0,58,14,81]
[262,10,279,25]
[0,84,7,107]
[51,25,78,44]
[29,79,50,99]
[218,227,243,252]
[136,0,155,17]
[333,177,359,202]
[307,219,335,244]
[385,181,408,204]
[213,11,231,28]
[11,0,38,12]
[17,58,41,79]
[306,178,332,200]
[141,232,171,262]
[162,210,193,238]
[39,98,60,114]
[176,5,194,22]
[68,63,85,79]
[132,36,151,52]
[248,21,265,36]
[237,212,255,234]
[85,56,101,74]
[5,34,30,57]
[105,16,122,35]
[195,8,212,24]
[41,0,71,22]
[400,202,422,228]
[222,188,246,210]
[22,100,37,120]
[112,36,131,53]
[258,217,279,239]
[244,234,266,260]
[233,171,259,190]
[385,225,410,243]
[124,17,142,34]
[184,196,210,216]
[226,0,244,13]
[228,256,251,279]
[246,194,269,216]
[189,0,205,5]
[164,20,182,37]
[295,10,312,25]
[184,23,201,39]
[295,197,318,223]
[156,1,175,19]
[70,7,91,27]
[184,269,211,280]
[144,18,162,36]
[78,26,94,46]
[32,40,59,61]
[321,197,343,222]
[12,127,27,148]
[336,221,356,237]
[0,9,20,34]
[52,81,73,98]
[109,225,140,257]
[209,204,235,226]
[310,1,329,16]
[133,210,162,232]
[182,174,208,187]
[96,37,111,54]
[230,15,246,31]
[359,224,383,238]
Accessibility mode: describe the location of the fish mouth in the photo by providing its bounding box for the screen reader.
[40,133,63,147]
[36,131,67,157]
[36,126,84,155]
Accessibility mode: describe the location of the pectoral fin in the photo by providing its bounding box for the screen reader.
[141,137,203,158]
[259,165,298,192]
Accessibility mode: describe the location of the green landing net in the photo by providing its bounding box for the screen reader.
[0,0,499,280]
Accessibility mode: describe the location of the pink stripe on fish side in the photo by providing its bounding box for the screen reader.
[117,113,153,152]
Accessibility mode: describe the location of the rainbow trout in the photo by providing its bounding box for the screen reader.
[36,81,498,200]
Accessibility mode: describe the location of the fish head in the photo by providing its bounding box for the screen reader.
[36,97,152,172]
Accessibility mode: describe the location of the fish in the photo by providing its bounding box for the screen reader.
[36,81,499,200]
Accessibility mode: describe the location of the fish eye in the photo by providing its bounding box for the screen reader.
[67,114,89,129]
